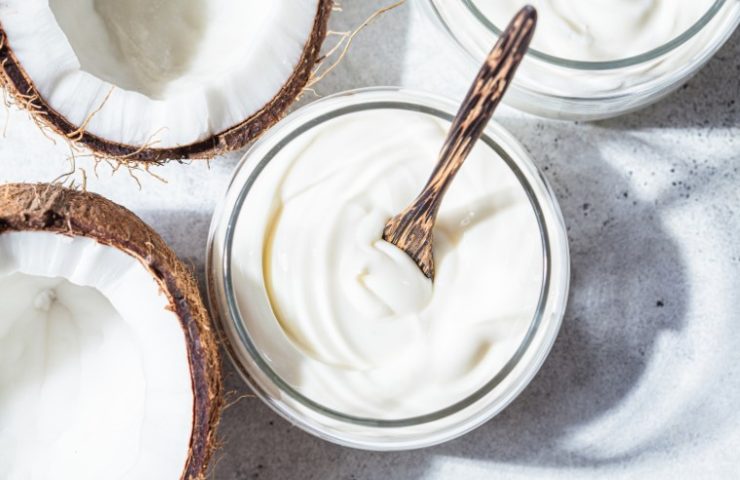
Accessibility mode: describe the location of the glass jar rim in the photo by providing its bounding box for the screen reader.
[454,0,728,71]
[211,87,569,432]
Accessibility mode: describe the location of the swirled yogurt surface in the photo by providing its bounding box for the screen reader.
[472,0,714,61]
[231,109,543,418]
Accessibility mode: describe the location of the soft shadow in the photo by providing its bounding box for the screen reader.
[596,29,739,130]
[427,119,690,468]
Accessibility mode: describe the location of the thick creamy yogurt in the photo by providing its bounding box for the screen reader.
[431,0,737,109]
[231,109,544,418]
[473,0,714,61]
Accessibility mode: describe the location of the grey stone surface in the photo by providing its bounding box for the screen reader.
[1,1,739,479]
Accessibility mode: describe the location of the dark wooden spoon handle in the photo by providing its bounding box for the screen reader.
[426,6,537,204]
[383,6,537,279]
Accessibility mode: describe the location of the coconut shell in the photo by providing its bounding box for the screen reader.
[0,0,333,163]
[0,183,222,480]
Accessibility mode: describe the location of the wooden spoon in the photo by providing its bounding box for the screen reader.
[382,6,537,280]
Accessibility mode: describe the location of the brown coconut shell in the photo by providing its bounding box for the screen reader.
[0,183,222,480]
[0,0,333,163]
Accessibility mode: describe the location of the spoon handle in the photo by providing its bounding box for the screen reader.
[382,6,537,279]
[422,6,536,212]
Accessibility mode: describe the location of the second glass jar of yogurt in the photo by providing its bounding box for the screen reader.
[424,0,740,120]
[207,88,569,449]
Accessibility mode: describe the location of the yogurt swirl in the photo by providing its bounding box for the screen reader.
[232,109,544,418]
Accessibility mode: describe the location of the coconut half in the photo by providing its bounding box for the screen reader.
[0,0,332,162]
[0,183,221,479]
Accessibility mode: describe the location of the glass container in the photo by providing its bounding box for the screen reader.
[207,88,570,450]
[423,0,740,120]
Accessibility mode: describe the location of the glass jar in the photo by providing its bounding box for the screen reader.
[422,0,740,120]
[207,88,570,450]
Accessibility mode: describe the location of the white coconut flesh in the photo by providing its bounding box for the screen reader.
[0,231,193,480]
[0,0,320,148]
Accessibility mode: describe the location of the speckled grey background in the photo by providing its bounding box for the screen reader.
[1,2,739,479]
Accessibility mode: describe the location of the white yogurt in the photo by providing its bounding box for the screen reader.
[230,109,544,419]
[430,0,736,109]
[473,0,714,61]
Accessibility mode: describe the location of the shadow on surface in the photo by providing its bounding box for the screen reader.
[428,120,690,468]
